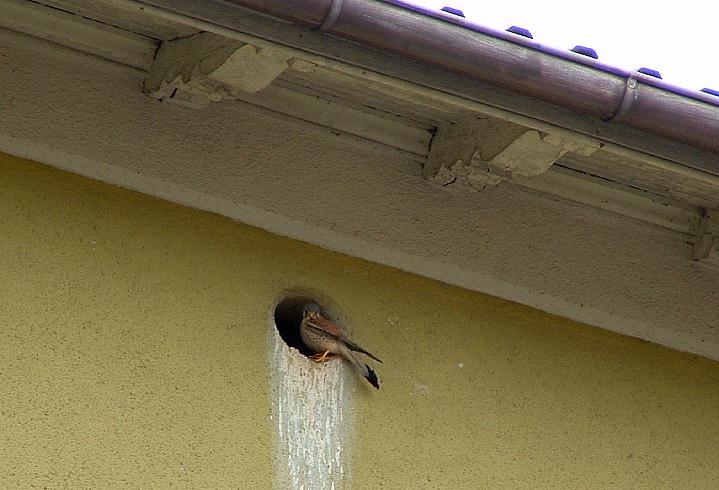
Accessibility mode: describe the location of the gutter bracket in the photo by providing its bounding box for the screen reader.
[692,208,718,261]
[604,75,638,123]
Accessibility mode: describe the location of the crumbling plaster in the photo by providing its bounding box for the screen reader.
[1,30,717,359]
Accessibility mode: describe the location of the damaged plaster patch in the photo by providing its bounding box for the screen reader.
[144,32,294,108]
[269,323,352,489]
[424,119,601,191]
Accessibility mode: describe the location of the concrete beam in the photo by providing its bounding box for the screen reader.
[142,31,431,155]
[0,0,156,70]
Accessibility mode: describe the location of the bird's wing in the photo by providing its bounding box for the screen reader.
[305,315,344,338]
[343,338,383,363]
[306,316,382,363]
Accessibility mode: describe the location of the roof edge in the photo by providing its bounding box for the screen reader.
[138,0,719,157]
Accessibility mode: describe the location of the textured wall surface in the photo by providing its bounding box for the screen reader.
[2,153,719,488]
[0,29,717,364]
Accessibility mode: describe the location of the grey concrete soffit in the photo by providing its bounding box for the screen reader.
[1,0,717,258]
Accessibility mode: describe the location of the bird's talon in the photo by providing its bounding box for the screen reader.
[310,351,334,362]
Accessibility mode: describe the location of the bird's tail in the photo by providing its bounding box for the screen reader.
[339,344,380,389]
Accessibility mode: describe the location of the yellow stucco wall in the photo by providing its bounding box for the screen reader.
[2,151,719,489]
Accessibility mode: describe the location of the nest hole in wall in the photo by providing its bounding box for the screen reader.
[274,295,336,358]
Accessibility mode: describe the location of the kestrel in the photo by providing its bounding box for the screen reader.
[300,303,382,389]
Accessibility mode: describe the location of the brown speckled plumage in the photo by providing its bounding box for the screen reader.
[300,303,382,389]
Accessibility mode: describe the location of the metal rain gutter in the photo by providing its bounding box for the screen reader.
[143,0,719,156]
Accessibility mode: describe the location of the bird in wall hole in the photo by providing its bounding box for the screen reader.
[300,302,382,389]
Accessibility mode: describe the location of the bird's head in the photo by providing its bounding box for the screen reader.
[302,302,321,320]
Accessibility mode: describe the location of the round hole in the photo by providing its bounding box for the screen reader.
[273,293,341,358]
[274,295,314,356]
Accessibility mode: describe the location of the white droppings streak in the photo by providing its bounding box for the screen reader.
[270,325,351,489]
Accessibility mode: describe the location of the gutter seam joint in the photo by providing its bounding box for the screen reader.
[318,0,345,31]
[604,74,638,123]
